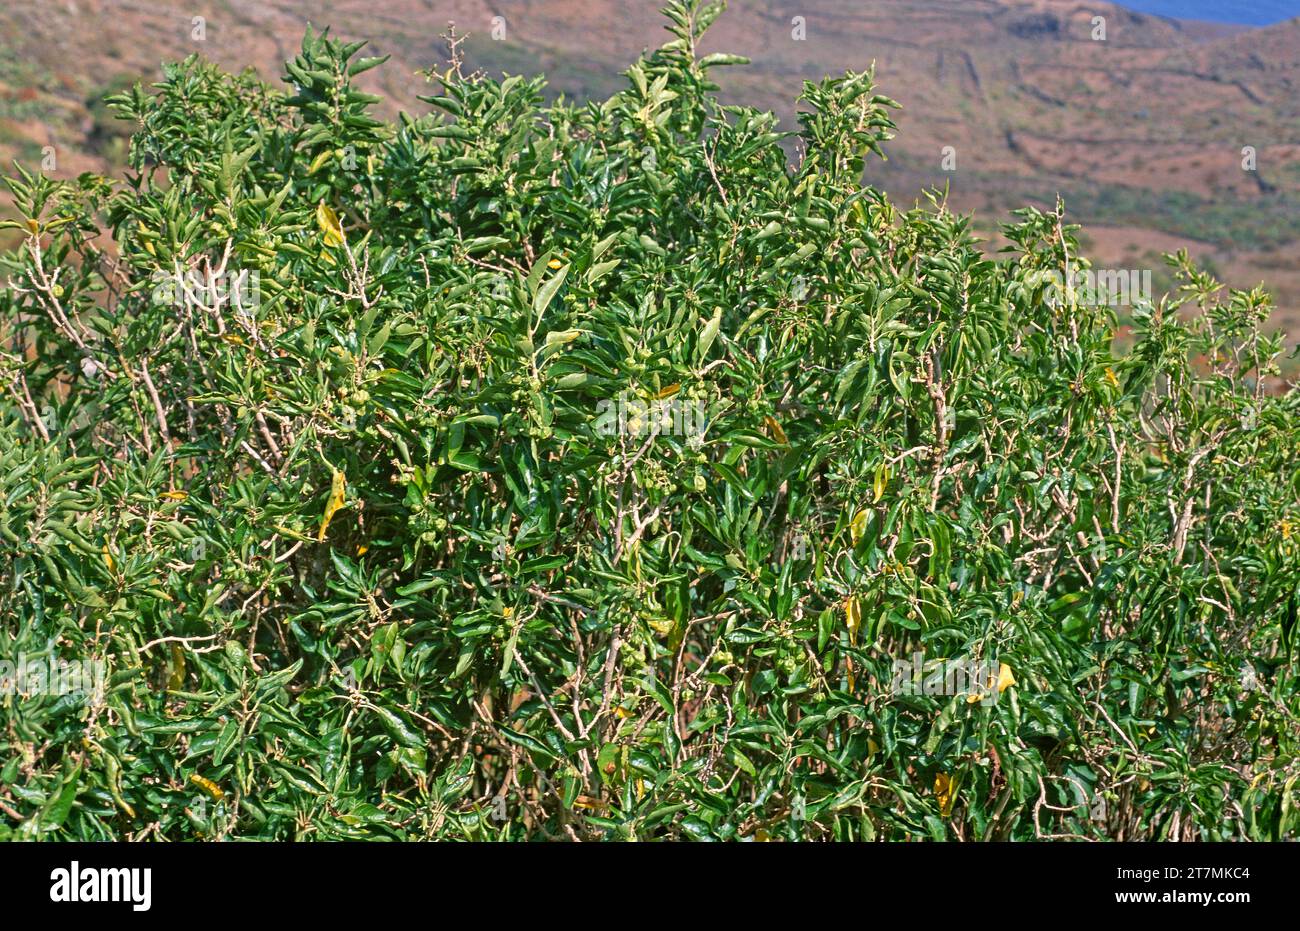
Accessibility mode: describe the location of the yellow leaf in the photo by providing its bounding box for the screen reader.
[316,202,345,248]
[844,597,861,691]
[160,490,188,501]
[308,149,333,175]
[934,772,955,817]
[655,383,680,399]
[102,544,114,572]
[967,661,1016,703]
[764,415,788,445]
[844,595,861,650]
[189,774,224,801]
[273,523,316,543]
[317,468,347,542]
[850,508,869,544]
[1105,366,1119,388]
[547,258,563,270]
[646,616,673,635]
[873,462,889,502]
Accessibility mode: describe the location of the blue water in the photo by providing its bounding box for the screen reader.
[1119,1,1300,24]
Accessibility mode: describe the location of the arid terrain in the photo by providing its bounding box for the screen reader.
[3,0,1298,338]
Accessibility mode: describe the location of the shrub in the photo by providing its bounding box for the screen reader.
[0,1,1296,841]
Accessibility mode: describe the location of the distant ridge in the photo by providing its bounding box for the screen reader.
[1119,1,1300,25]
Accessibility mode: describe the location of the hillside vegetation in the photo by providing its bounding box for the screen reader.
[0,1,1296,840]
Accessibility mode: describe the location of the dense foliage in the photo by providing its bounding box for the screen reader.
[1,2,1296,841]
